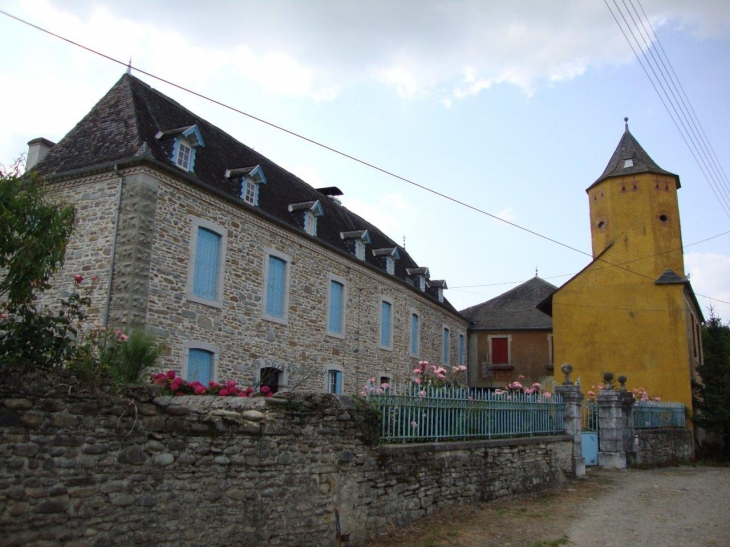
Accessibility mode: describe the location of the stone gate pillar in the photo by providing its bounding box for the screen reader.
[618,375,636,466]
[555,385,586,478]
[597,373,626,469]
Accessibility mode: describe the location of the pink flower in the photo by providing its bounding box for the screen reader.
[544,392,552,399]
[468,396,473,401]
[533,382,541,388]
[0,313,8,320]
[266,392,273,398]
[260,386,271,394]
[518,375,525,380]
[91,275,99,282]
[209,381,220,389]
[414,378,421,385]
[194,385,206,395]
[588,390,596,397]
[114,329,122,335]
[411,421,418,428]
[418,390,426,397]
[219,389,229,396]
[73,274,84,284]
[413,368,422,374]
[654,397,661,402]
[119,334,128,342]
[380,383,390,389]
[166,370,176,379]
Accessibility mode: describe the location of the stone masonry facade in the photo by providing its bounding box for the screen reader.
[0,367,572,547]
[44,166,467,393]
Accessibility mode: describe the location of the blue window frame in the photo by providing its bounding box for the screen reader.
[327,369,343,394]
[328,280,344,335]
[380,300,392,348]
[410,313,420,356]
[442,327,450,364]
[459,334,465,366]
[187,349,213,384]
[193,227,220,300]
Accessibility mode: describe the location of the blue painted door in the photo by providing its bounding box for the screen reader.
[582,432,598,466]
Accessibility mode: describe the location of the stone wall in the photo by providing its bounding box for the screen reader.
[45,166,468,394]
[635,429,693,465]
[0,367,571,547]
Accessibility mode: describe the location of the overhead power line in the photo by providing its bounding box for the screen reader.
[1,8,728,309]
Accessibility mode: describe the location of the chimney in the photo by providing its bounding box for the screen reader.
[26,138,56,169]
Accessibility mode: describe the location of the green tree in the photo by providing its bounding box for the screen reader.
[692,309,730,460]
[0,159,75,305]
[0,159,77,367]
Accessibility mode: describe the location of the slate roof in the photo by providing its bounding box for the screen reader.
[460,277,557,330]
[587,121,679,191]
[34,73,459,314]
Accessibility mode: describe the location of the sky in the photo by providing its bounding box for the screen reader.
[1,0,729,322]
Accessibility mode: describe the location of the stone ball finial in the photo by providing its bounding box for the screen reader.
[602,371,615,390]
[561,363,573,385]
[617,375,627,391]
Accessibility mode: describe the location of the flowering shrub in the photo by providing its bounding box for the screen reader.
[585,383,660,403]
[412,360,467,388]
[150,369,271,397]
[493,375,552,399]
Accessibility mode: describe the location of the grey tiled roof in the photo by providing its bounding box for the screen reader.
[460,277,557,330]
[34,74,459,315]
[655,269,687,285]
[588,123,679,191]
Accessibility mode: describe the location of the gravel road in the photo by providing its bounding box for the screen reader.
[363,466,730,547]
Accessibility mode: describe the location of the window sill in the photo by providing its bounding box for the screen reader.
[326,330,345,340]
[486,363,514,371]
[186,293,223,309]
[378,344,393,352]
[262,313,289,326]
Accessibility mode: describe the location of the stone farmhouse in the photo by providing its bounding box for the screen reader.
[28,73,467,394]
[461,276,556,389]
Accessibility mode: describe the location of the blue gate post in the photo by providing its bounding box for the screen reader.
[617,375,636,466]
[597,372,627,469]
[555,363,586,478]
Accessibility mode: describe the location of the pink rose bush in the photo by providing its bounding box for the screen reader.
[150,369,270,398]
[494,378,552,400]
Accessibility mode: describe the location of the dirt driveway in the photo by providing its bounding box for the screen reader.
[362,466,730,547]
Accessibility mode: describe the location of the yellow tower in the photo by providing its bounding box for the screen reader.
[539,120,703,409]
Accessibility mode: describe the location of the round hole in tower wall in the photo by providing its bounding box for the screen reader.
[659,214,668,222]
[598,221,605,229]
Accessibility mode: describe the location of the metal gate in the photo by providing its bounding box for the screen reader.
[581,401,598,466]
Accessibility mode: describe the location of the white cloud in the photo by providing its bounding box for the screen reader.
[340,193,411,242]
[19,0,730,104]
[685,252,730,321]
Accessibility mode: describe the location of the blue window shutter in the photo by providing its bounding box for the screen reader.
[380,301,392,346]
[335,370,342,394]
[411,314,419,354]
[459,334,465,365]
[329,281,343,333]
[266,256,286,317]
[188,349,212,384]
[443,328,450,363]
[193,228,220,300]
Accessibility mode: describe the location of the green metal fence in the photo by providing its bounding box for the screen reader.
[633,401,685,429]
[366,384,564,443]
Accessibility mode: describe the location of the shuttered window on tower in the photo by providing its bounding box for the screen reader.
[193,227,220,301]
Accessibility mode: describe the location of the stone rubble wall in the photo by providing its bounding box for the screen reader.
[0,367,571,547]
[635,429,693,465]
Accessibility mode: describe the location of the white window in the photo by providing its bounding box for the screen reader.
[326,274,346,338]
[304,211,317,236]
[186,218,227,308]
[379,297,393,350]
[175,140,192,171]
[355,240,365,260]
[243,179,257,205]
[182,341,218,384]
[442,326,450,364]
[386,256,395,275]
[325,365,344,394]
[262,248,292,325]
[410,311,420,357]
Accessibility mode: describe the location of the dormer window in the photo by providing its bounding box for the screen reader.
[373,247,400,275]
[406,267,430,292]
[340,230,371,261]
[156,125,205,173]
[226,165,267,207]
[623,159,634,168]
[427,280,448,303]
[288,200,324,236]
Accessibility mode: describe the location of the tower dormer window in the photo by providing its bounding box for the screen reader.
[427,279,448,303]
[340,230,371,261]
[623,159,634,168]
[156,125,205,173]
[226,165,267,207]
[289,200,324,236]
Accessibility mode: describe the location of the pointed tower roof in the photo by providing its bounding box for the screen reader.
[587,118,679,191]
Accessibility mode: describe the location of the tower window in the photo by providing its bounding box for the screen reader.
[623,159,634,168]
[597,221,605,229]
[659,215,668,222]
